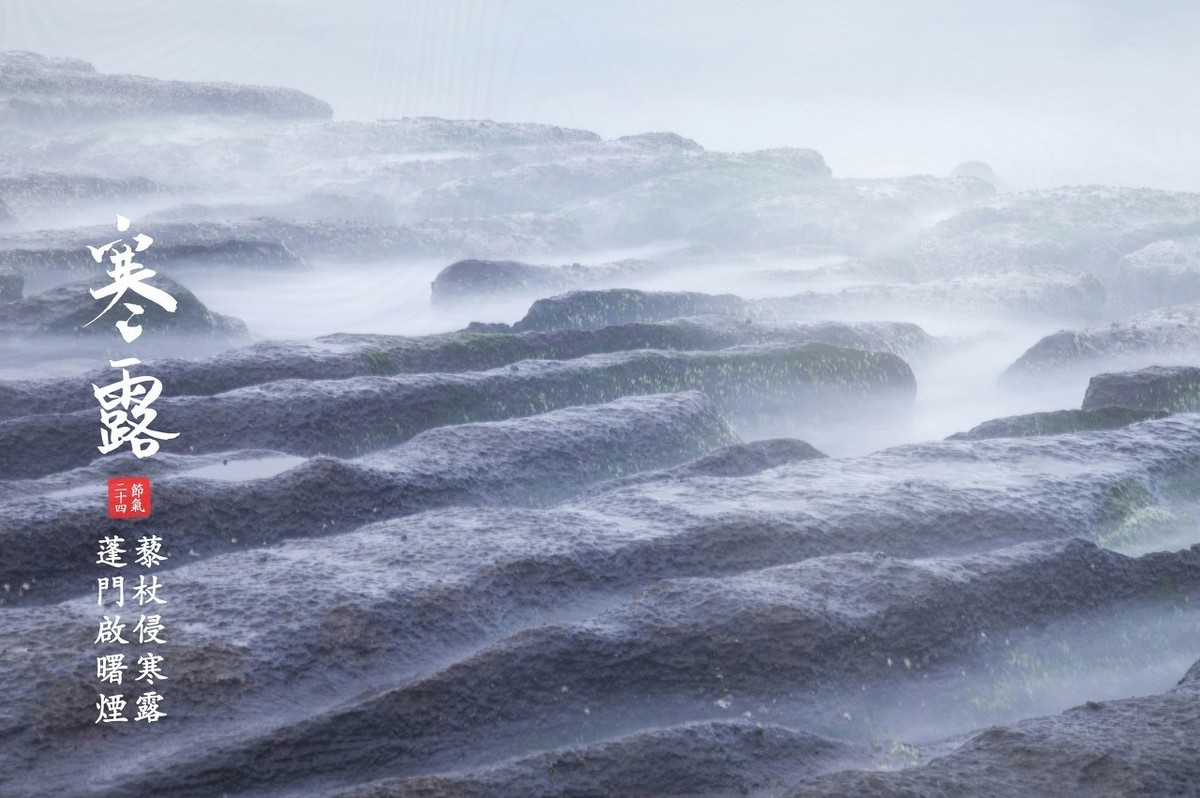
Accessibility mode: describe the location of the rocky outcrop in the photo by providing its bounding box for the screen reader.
[0,392,737,602]
[0,173,159,216]
[947,406,1168,440]
[513,274,1104,333]
[73,539,1200,797]
[1001,304,1200,384]
[910,186,1200,281]
[0,317,932,420]
[330,723,870,797]
[757,271,1105,322]
[513,288,751,331]
[0,217,578,289]
[429,258,658,304]
[4,412,1200,796]
[0,50,332,124]
[0,343,915,479]
[787,655,1200,797]
[0,264,21,303]
[1081,366,1200,413]
[0,275,247,340]
[1110,236,1200,314]
[585,437,826,496]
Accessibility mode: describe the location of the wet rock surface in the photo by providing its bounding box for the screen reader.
[514,288,751,331]
[946,406,1169,440]
[430,258,659,304]
[4,414,1200,796]
[62,538,1200,797]
[329,722,872,798]
[0,392,737,603]
[0,343,915,479]
[0,173,159,217]
[0,264,22,303]
[0,316,931,420]
[1082,365,1200,413]
[515,274,1104,334]
[786,659,1200,797]
[0,276,248,340]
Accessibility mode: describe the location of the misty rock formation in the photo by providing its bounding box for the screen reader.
[1001,303,1200,384]
[787,655,1200,796]
[1082,365,1200,413]
[1110,235,1200,314]
[51,538,1197,797]
[0,316,932,420]
[951,160,1005,192]
[0,50,333,124]
[0,173,159,217]
[946,406,1168,441]
[430,258,660,304]
[756,271,1105,321]
[0,344,915,479]
[0,275,246,340]
[911,186,1200,281]
[4,50,1200,798]
[0,392,737,602]
[514,288,751,331]
[0,264,21,303]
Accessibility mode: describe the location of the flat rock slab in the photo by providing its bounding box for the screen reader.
[0,391,737,602]
[1082,366,1200,413]
[947,406,1169,440]
[0,316,932,420]
[0,343,915,479]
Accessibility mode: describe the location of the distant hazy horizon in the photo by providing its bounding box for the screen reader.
[4,0,1200,191]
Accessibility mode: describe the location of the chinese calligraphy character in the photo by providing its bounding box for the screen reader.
[135,535,166,568]
[130,481,146,512]
[134,614,165,645]
[85,215,176,343]
[97,576,124,607]
[96,536,127,568]
[95,694,128,723]
[95,615,129,645]
[132,575,165,606]
[93,358,179,458]
[134,653,167,685]
[96,654,127,685]
[134,691,166,723]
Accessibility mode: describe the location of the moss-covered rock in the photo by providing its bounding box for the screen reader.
[514,288,750,331]
[0,275,247,340]
[0,316,931,420]
[430,258,658,304]
[947,406,1168,441]
[0,343,914,479]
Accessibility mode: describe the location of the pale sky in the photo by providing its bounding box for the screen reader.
[4,0,1200,190]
